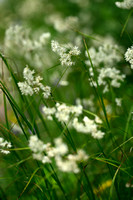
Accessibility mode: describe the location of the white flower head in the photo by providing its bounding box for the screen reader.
[0,137,12,154]
[18,66,51,98]
[51,40,80,66]
[115,0,133,9]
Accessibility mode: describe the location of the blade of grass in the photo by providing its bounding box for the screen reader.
[123,106,133,142]
[18,167,40,199]
[3,93,9,129]
[121,9,133,37]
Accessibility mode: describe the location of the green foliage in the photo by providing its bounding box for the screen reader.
[0,0,133,199]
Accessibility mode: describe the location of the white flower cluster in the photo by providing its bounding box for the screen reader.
[42,103,105,139]
[115,98,122,106]
[0,137,12,154]
[4,25,51,68]
[5,25,51,51]
[98,67,125,93]
[46,15,79,33]
[29,136,88,173]
[73,116,105,139]
[85,44,122,68]
[76,96,96,112]
[18,66,51,98]
[125,45,133,69]
[43,103,83,122]
[51,40,80,66]
[85,43,125,93]
[115,0,133,9]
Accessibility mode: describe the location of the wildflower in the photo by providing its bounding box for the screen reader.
[42,103,83,123]
[29,136,88,173]
[59,80,69,86]
[85,43,122,67]
[39,32,51,45]
[29,135,45,153]
[42,106,56,120]
[18,81,34,96]
[72,116,105,139]
[91,130,105,139]
[85,42,125,93]
[115,0,133,9]
[4,25,51,69]
[98,67,125,91]
[54,138,68,156]
[0,137,12,154]
[51,40,80,66]
[47,14,79,33]
[125,45,133,69]
[55,156,80,173]
[115,98,122,106]
[18,66,51,98]
[42,103,104,139]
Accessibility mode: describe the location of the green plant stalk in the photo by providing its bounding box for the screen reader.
[3,93,9,129]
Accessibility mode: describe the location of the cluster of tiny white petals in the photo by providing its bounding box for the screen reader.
[47,15,79,33]
[29,136,88,173]
[98,67,125,93]
[85,43,125,93]
[18,66,51,98]
[125,45,133,69]
[72,116,105,139]
[42,106,56,120]
[115,0,133,9]
[76,96,96,112]
[29,135,51,163]
[115,98,122,106]
[85,44,122,67]
[42,103,83,123]
[0,137,12,154]
[5,25,51,51]
[42,103,105,139]
[4,25,51,68]
[59,80,69,86]
[51,40,80,66]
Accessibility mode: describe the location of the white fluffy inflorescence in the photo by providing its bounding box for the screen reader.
[0,137,12,154]
[72,116,105,139]
[115,0,133,9]
[51,40,80,66]
[29,136,88,173]
[46,14,79,33]
[5,25,51,51]
[125,45,133,69]
[85,44,122,67]
[115,98,122,106]
[18,66,51,98]
[97,67,125,93]
[42,103,83,123]
[42,103,105,139]
[85,42,125,93]
[4,25,51,69]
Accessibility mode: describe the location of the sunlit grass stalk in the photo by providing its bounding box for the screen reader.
[49,164,69,200]
[30,97,52,141]
[3,93,9,129]
[83,38,110,130]
[0,81,36,136]
[123,105,133,143]
[96,139,121,200]
[0,53,23,98]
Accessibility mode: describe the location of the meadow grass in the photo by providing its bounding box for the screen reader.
[0,0,133,199]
